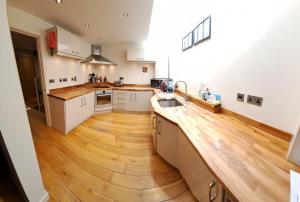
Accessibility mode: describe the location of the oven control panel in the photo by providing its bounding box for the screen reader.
[96,90,112,95]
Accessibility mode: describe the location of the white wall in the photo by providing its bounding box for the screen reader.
[7,5,91,91]
[288,128,300,165]
[7,6,155,89]
[92,43,155,84]
[151,0,300,134]
[0,0,48,201]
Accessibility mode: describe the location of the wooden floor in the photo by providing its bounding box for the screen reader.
[28,110,197,202]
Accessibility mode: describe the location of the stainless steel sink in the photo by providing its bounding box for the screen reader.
[158,98,183,108]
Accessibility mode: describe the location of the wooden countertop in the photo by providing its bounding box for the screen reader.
[151,90,300,202]
[113,86,154,91]
[48,83,154,101]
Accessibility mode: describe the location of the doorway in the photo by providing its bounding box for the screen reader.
[10,31,45,114]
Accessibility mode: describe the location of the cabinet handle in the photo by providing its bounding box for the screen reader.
[157,120,161,135]
[209,179,217,202]
[152,116,156,129]
[84,97,86,106]
[81,98,83,107]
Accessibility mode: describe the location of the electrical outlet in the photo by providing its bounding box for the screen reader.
[49,79,55,83]
[247,95,263,106]
[237,93,245,102]
[63,78,67,82]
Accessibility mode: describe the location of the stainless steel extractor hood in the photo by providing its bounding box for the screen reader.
[81,45,116,65]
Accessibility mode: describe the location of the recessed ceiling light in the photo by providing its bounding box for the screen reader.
[84,24,90,27]
[55,0,63,4]
[123,12,129,17]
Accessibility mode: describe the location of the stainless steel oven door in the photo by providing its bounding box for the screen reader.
[95,93,112,107]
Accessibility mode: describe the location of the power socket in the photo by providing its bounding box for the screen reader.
[247,95,263,106]
[237,93,245,102]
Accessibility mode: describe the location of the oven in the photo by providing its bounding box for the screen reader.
[95,90,112,112]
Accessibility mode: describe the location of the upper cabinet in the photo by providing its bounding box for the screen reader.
[127,47,155,63]
[46,26,90,60]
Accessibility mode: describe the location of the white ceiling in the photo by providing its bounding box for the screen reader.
[7,0,154,45]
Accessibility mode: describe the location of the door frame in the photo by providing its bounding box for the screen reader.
[10,27,51,126]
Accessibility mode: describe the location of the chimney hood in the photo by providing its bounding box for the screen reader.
[81,45,116,65]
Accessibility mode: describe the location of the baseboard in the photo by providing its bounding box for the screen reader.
[112,109,151,114]
[39,192,49,202]
[221,108,292,142]
[175,89,292,142]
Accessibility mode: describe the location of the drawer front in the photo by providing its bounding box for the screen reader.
[113,91,131,104]
[113,96,129,104]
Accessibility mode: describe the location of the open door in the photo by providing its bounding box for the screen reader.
[10,31,45,114]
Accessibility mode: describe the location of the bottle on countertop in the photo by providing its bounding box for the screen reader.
[160,82,167,92]
[199,82,206,100]
[204,88,210,101]
[199,83,221,104]
[166,79,174,92]
[103,76,107,82]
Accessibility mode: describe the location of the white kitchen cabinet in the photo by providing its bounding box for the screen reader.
[65,95,84,133]
[178,131,222,202]
[151,107,157,150]
[156,115,179,168]
[113,90,131,111]
[49,92,95,134]
[83,92,95,119]
[127,47,155,63]
[132,91,153,112]
[47,26,90,60]
[113,90,153,112]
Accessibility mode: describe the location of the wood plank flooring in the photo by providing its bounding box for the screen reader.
[28,110,197,202]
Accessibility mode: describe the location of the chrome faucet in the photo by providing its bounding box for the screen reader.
[175,81,189,101]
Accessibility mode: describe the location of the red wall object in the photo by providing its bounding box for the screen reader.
[47,31,56,56]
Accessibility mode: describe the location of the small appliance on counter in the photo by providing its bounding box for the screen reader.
[160,82,167,92]
[151,78,173,89]
[114,77,124,87]
[89,73,96,83]
[91,76,102,83]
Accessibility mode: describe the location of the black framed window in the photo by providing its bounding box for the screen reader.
[182,31,193,51]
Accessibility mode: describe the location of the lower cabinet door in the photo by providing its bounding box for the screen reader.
[65,95,84,133]
[132,91,153,112]
[156,115,179,168]
[83,92,95,119]
[113,90,131,111]
[151,108,157,151]
[178,131,222,202]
